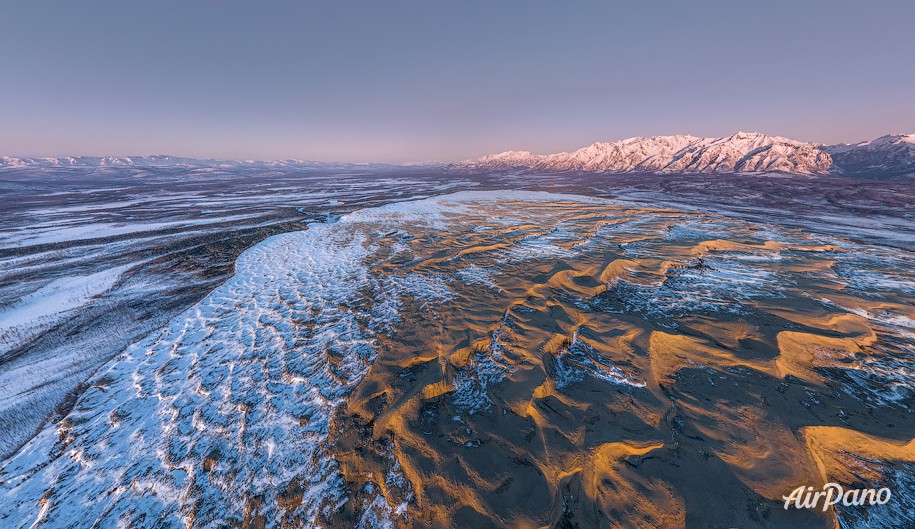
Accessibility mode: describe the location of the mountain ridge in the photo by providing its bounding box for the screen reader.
[0,155,394,170]
[462,132,915,177]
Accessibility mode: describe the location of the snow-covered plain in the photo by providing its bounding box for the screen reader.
[0,165,478,460]
[0,265,133,354]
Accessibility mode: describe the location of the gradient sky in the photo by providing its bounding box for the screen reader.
[1,1,913,163]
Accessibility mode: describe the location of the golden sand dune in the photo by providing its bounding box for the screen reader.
[692,238,785,254]
[776,327,876,383]
[313,195,913,528]
[649,331,777,385]
[599,257,685,286]
[576,441,684,529]
[802,426,915,485]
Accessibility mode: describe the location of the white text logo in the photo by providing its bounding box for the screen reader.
[782,483,891,511]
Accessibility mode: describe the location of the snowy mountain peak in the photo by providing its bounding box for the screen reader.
[823,134,915,177]
[462,132,834,175]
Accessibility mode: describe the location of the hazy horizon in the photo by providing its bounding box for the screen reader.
[5,130,913,165]
[2,1,914,163]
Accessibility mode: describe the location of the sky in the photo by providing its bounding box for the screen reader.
[1,1,913,163]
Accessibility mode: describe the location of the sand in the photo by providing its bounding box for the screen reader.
[318,194,914,528]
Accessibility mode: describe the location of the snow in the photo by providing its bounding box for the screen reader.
[462,132,833,174]
[0,213,262,248]
[552,332,645,389]
[455,265,500,290]
[0,264,133,356]
[0,221,386,527]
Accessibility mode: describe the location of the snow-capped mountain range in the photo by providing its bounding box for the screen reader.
[823,134,915,177]
[462,132,915,177]
[0,155,389,170]
[2,132,913,176]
